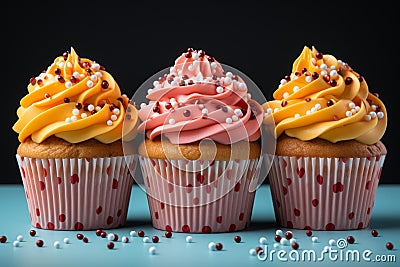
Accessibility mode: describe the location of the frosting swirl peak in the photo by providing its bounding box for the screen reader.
[263,46,387,145]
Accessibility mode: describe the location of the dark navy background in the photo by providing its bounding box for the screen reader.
[3,2,397,183]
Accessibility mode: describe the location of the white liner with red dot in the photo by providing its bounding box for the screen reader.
[139,157,262,233]
[267,155,385,230]
[16,155,136,230]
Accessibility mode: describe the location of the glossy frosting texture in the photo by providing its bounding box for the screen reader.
[13,48,138,144]
[263,46,387,145]
[137,48,264,145]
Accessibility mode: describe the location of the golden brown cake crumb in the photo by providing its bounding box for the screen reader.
[276,134,386,158]
[138,137,261,160]
[17,136,128,158]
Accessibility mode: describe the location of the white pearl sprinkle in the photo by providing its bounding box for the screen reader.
[346,111,352,117]
[321,70,327,76]
[330,70,338,77]
[355,106,361,111]
[170,67,175,73]
[210,62,217,69]
[249,248,257,256]
[259,237,268,245]
[86,80,94,88]
[290,238,297,244]
[370,111,377,118]
[232,115,238,121]
[320,63,327,70]
[140,103,147,109]
[65,81,72,88]
[265,108,272,115]
[65,117,71,123]
[208,242,216,251]
[315,103,321,110]
[107,233,115,241]
[188,64,194,72]
[72,108,80,116]
[96,106,101,111]
[216,86,224,93]
[226,72,233,78]
[58,62,65,68]
[92,63,100,70]
[329,239,336,246]
[63,238,70,244]
[88,104,95,111]
[79,74,85,79]
[294,114,300,118]
[349,102,356,109]
[90,75,98,81]
[305,76,312,83]
[371,105,377,111]
[130,231,137,237]
[171,101,178,107]
[202,108,208,114]
[276,230,283,236]
[283,92,290,98]
[148,246,157,255]
[81,113,87,119]
[274,108,280,113]
[121,236,129,243]
[351,108,357,114]
[147,89,153,94]
[293,86,300,92]
[153,81,159,87]
[330,65,336,70]
[13,240,20,247]
[66,62,72,68]
[280,79,287,85]
[53,241,61,249]
[278,84,283,88]
[73,71,80,78]
[113,108,120,115]
[107,120,113,126]
[224,76,232,84]
[247,93,252,99]
[186,236,193,243]
[234,109,243,116]
[168,118,175,125]
[311,107,316,113]
[311,58,317,64]
[143,237,151,243]
[377,111,384,119]
[16,235,23,242]
[95,71,102,77]
[311,236,318,243]
[71,115,77,122]
[365,114,372,121]
[111,115,118,121]
[306,110,311,115]
[238,83,246,90]
[192,52,199,60]
[226,118,233,124]
[280,238,289,246]
[273,243,280,248]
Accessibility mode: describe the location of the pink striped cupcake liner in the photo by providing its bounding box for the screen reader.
[16,155,136,230]
[138,156,262,233]
[267,155,385,230]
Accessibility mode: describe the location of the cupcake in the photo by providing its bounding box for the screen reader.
[263,46,387,230]
[12,47,138,230]
[135,48,267,233]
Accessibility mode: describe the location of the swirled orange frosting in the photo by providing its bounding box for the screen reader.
[263,46,387,145]
[13,48,138,144]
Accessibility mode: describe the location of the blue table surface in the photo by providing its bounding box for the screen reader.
[1,184,399,267]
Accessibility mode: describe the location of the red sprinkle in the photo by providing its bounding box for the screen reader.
[96,229,103,236]
[234,236,241,243]
[100,232,107,238]
[281,100,288,107]
[82,237,89,243]
[0,236,7,243]
[152,236,159,243]
[316,51,323,59]
[165,231,172,238]
[333,115,339,121]
[371,230,379,237]
[215,243,223,251]
[327,99,334,107]
[285,231,293,240]
[305,98,311,102]
[274,235,282,242]
[329,80,337,86]
[306,230,312,237]
[345,77,353,85]
[107,241,114,249]
[101,80,109,89]
[113,234,118,241]
[36,240,44,247]
[386,242,394,250]
[44,93,50,98]
[256,246,263,254]
[138,230,145,237]
[347,236,355,244]
[291,242,299,250]
[30,77,36,85]
[373,92,379,98]
[77,233,84,240]
[29,230,36,237]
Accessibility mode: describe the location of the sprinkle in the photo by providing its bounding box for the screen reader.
[65,81,73,88]
[273,243,280,248]
[111,115,118,121]
[16,235,23,242]
[138,230,145,237]
[349,102,356,109]
[305,98,311,102]
[280,238,289,246]
[63,238,70,244]
[113,108,120,115]
[306,230,312,237]
[329,239,336,246]
[306,110,311,115]
[107,242,114,249]
[148,246,157,255]
[58,62,65,68]
[210,62,217,69]
[73,71,80,78]
[259,237,268,245]
[232,115,238,121]
[29,230,36,237]
[208,242,216,251]
[13,240,20,247]
[224,77,232,84]
[121,236,129,243]
[377,111,384,119]
[305,76,312,83]
[320,63,327,70]
[168,118,175,125]
[36,240,44,247]
[330,70,338,77]
[247,93,252,99]
[311,236,318,243]
[327,99,334,106]
[186,236,193,243]
[53,241,61,249]
[215,243,223,251]
[130,231,137,237]
[96,106,101,111]
[276,230,283,236]
[294,114,300,118]
[101,80,109,89]
[142,237,150,243]
[80,113,87,119]
[281,100,288,107]
[347,236,355,244]
[234,236,241,243]
[345,77,353,85]
[371,230,379,237]
[65,118,71,123]
[283,92,290,98]
[216,86,224,93]
[365,114,372,121]
[291,242,299,250]
[285,231,293,240]
[92,63,100,70]
[321,70,327,76]
[86,80,94,87]
[164,231,172,238]
[147,89,153,94]
[226,118,233,124]
[280,79,287,85]
[274,235,282,242]
[346,111,352,117]
[107,120,113,126]
[312,72,319,80]
[72,108,80,116]
[386,242,394,250]
[202,108,208,114]
[249,248,257,256]
[238,83,246,90]
[90,75,98,81]
[273,108,280,113]
[370,111,377,118]
[44,93,50,98]
[71,116,77,122]
[355,106,361,111]
[87,104,94,111]
[293,86,300,92]
[315,103,321,110]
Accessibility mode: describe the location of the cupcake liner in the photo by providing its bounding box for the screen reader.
[138,156,262,233]
[267,155,385,230]
[16,155,136,230]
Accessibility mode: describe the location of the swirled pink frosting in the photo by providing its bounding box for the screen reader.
[137,48,263,145]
